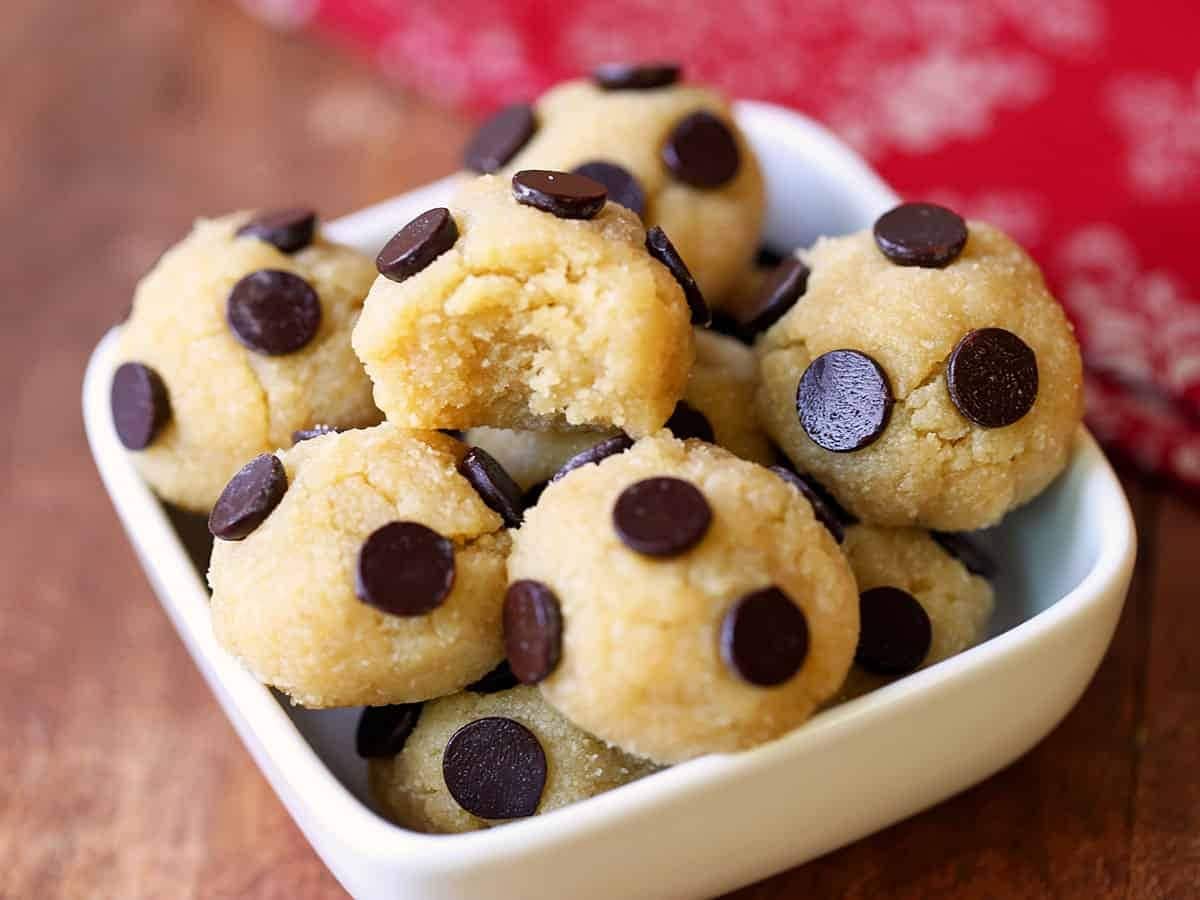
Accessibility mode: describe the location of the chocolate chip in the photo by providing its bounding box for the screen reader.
[292,424,339,444]
[661,111,740,189]
[931,531,996,579]
[873,202,968,268]
[720,587,810,686]
[208,453,288,541]
[571,161,645,217]
[355,522,455,617]
[355,703,423,758]
[463,103,537,174]
[733,258,809,334]
[236,208,316,254]
[755,245,786,268]
[946,327,1038,428]
[512,169,607,220]
[376,207,458,283]
[856,586,932,676]
[443,717,547,819]
[797,350,894,452]
[613,476,711,557]
[768,466,845,544]
[466,660,520,694]
[111,362,170,450]
[666,401,714,443]
[550,433,634,483]
[504,580,562,684]
[227,269,321,355]
[645,225,710,325]
[458,446,524,528]
[592,61,681,90]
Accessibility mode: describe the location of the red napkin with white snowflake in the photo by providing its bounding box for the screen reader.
[243,0,1200,488]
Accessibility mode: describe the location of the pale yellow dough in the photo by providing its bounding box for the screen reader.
[368,686,655,833]
[353,175,693,436]
[208,424,509,708]
[757,223,1084,530]
[463,426,619,492]
[687,329,774,465]
[117,213,381,512]
[836,524,995,700]
[502,79,765,307]
[509,433,859,764]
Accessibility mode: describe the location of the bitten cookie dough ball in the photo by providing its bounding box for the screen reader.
[757,205,1084,530]
[208,424,511,708]
[463,66,765,307]
[507,433,859,764]
[352,174,694,435]
[836,524,995,700]
[113,209,381,512]
[365,687,654,833]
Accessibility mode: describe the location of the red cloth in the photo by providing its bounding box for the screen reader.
[245,0,1200,488]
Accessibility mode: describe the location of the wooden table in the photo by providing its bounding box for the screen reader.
[3,2,1196,896]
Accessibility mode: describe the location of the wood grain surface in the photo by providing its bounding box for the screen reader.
[1,2,1196,897]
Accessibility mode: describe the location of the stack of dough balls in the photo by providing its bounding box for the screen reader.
[111,63,1086,835]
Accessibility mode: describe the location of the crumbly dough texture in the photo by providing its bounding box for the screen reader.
[463,426,619,492]
[836,524,995,700]
[509,433,859,764]
[369,686,655,833]
[117,213,381,512]
[502,79,765,307]
[209,424,509,708]
[757,223,1084,530]
[687,329,774,465]
[353,175,693,436]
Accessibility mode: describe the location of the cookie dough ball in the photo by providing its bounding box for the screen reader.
[208,424,510,708]
[463,426,619,493]
[757,206,1084,530]
[675,329,773,465]
[366,687,654,833]
[352,175,694,436]
[837,524,995,700]
[462,67,764,306]
[508,433,859,763]
[113,210,381,512]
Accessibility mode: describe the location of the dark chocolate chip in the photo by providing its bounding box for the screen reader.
[463,103,537,174]
[550,433,634,483]
[661,111,740,189]
[769,466,845,544]
[226,269,321,355]
[946,327,1038,428]
[208,453,288,541]
[707,311,754,345]
[665,401,715,443]
[873,202,968,268]
[355,522,455,617]
[512,169,607,220]
[111,362,170,450]
[376,207,458,283]
[720,586,810,686]
[443,717,547,819]
[571,161,645,217]
[645,225,710,325]
[465,660,520,694]
[755,245,786,268]
[292,424,339,444]
[458,446,524,528]
[355,703,423,758]
[856,586,932,676]
[797,349,894,452]
[592,61,681,91]
[503,580,563,684]
[733,257,809,334]
[612,476,711,557]
[236,208,316,254]
[522,481,549,507]
[931,531,996,579]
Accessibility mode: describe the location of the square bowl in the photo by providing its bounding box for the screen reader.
[83,101,1137,900]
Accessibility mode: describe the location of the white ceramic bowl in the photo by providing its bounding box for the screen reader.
[83,101,1136,900]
